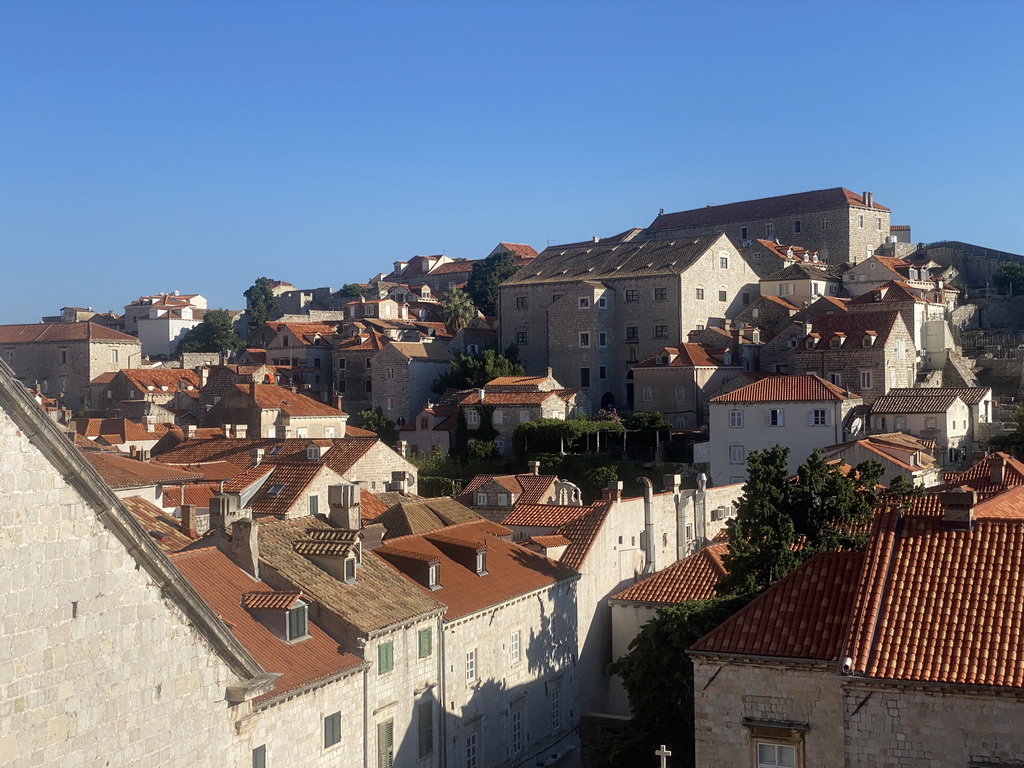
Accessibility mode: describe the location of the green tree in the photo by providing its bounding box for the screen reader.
[988,403,1024,456]
[625,411,672,431]
[431,346,525,393]
[882,474,927,511]
[717,445,799,595]
[337,283,368,298]
[993,261,1024,296]
[358,406,398,445]
[466,251,521,316]
[243,277,282,328]
[173,310,244,358]
[440,286,476,334]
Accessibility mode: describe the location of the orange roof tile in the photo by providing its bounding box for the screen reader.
[80,450,205,489]
[155,437,378,476]
[241,591,305,610]
[170,547,362,701]
[502,503,596,528]
[0,322,138,343]
[611,543,729,604]
[240,384,347,417]
[457,474,558,506]
[120,368,201,392]
[161,483,220,508]
[121,496,198,553]
[691,551,864,660]
[528,534,571,548]
[709,374,859,403]
[556,503,613,571]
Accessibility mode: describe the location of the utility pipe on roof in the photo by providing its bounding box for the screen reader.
[638,477,655,575]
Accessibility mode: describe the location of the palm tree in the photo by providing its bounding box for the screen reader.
[441,287,476,334]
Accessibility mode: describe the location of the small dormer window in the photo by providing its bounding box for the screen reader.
[830,336,843,349]
[267,484,284,496]
[475,550,487,575]
[863,335,874,348]
[475,492,487,506]
[497,493,509,506]
[343,556,357,583]
[286,602,308,641]
[428,562,440,590]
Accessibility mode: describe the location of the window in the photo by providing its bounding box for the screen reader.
[551,293,563,303]
[742,292,750,305]
[377,719,394,768]
[858,214,864,228]
[860,370,872,390]
[551,681,562,731]
[476,550,487,574]
[718,290,727,302]
[466,649,476,681]
[364,379,372,392]
[366,357,372,368]
[580,368,590,388]
[516,296,528,309]
[466,410,480,426]
[492,409,504,425]
[110,349,118,364]
[654,325,668,338]
[626,326,639,341]
[719,252,730,269]
[474,491,487,505]
[378,641,394,674]
[497,492,509,506]
[654,287,667,301]
[309,495,319,515]
[579,332,590,347]
[756,742,797,768]
[729,410,743,428]
[897,339,906,359]
[827,373,842,386]
[625,290,639,302]
[597,296,607,308]
[766,409,784,426]
[793,220,801,234]
[516,331,528,345]
[59,350,67,365]
[465,733,478,768]
[696,287,705,300]
[324,711,342,748]
[765,223,774,238]
[511,708,523,754]
[926,417,937,429]
[252,745,266,768]
[417,700,433,758]
[740,226,748,240]
[519,410,530,422]
[675,386,685,401]
[419,627,433,657]
[599,366,606,379]
[579,297,590,308]
[287,603,308,641]
[642,386,652,402]
[598,332,607,347]
[876,217,882,231]
[344,556,357,582]
[822,216,829,231]
[729,445,745,464]
[511,630,521,663]
[811,409,828,426]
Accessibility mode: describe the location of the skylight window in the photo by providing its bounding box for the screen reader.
[267,484,284,497]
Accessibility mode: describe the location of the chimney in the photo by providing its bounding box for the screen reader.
[592,236,600,243]
[989,454,1007,486]
[663,474,682,494]
[332,394,344,411]
[328,483,361,530]
[546,367,553,379]
[528,460,540,475]
[396,440,408,457]
[361,522,385,552]
[183,424,196,440]
[940,488,976,530]
[235,424,247,439]
[223,424,232,439]
[180,504,198,538]
[601,480,623,502]
[249,381,256,398]
[864,191,873,208]
[228,518,259,577]
[477,388,485,402]
[250,448,264,466]
[722,318,731,333]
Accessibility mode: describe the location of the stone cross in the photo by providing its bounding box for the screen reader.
[655,744,672,768]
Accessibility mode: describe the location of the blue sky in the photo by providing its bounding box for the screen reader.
[2,2,1022,323]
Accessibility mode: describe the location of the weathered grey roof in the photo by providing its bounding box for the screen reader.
[883,387,991,406]
[762,262,843,282]
[502,234,727,286]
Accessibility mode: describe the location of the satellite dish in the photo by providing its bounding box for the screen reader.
[850,417,863,434]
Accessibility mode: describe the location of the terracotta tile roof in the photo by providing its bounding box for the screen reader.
[691,551,864,660]
[611,543,729,604]
[841,497,1024,686]
[761,295,801,311]
[343,425,377,438]
[72,417,161,444]
[872,393,961,414]
[120,368,201,392]
[634,343,733,369]
[231,463,327,517]
[376,521,577,620]
[457,474,558,506]
[170,547,362,702]
[497,242,538,259]
[428,260,476,275]
[238,384,347,417]
[883,387,991,406]
[375,498,484,539]
[942,453,1024,493]
[121,496,197,553]
[360,489,389,522]
[269,322,340,345]
[222,465,275,493]
[292,529,360,556]
[0,322,138,343]
[528,534,572,548]
[154,436,380,477]
[161,483,220,508]
[385,342,453,361]
[848,280,926,305]
[241,591,305,610]
[459,390,572,407]
[80,450,205,489]
[709,374,859,403]
[762,262,842,282]
[747,239,814,261]
[649,188,888,232]
[484,375,553,390]
[164,461,243,482]
[334,330,387,352]
[257,516,444,633]
[501,502,596,528]
[804,309,903,349]
[555,503,613,571]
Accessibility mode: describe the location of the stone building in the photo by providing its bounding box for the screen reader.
[205,382,349,439]
[262,321,341,401]
[0,321,141,410]
[646,187,891,265]
[123,292,207,358]
[332,329,385,419]
[499,232,759,410]
[759,260,843,307]
[93,367,201,411]
[690,457,1024,767]
[631,343,742,428]
[869,390,972,467]
[371,341,452,426]
[822,432,941,488]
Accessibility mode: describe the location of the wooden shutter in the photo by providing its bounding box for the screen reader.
[252,745,266,768]
[418,628,432,658]
[324,712,341,748]
[377,720,394,768]
[417,700,433,758]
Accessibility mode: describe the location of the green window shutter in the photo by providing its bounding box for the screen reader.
[378,641,394,674]
[252,745,266,768]
[324,711,341,748]
[417,700,433,758]
[309,495,319,515]
[418,628,432,658]
[377,719,394,768]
